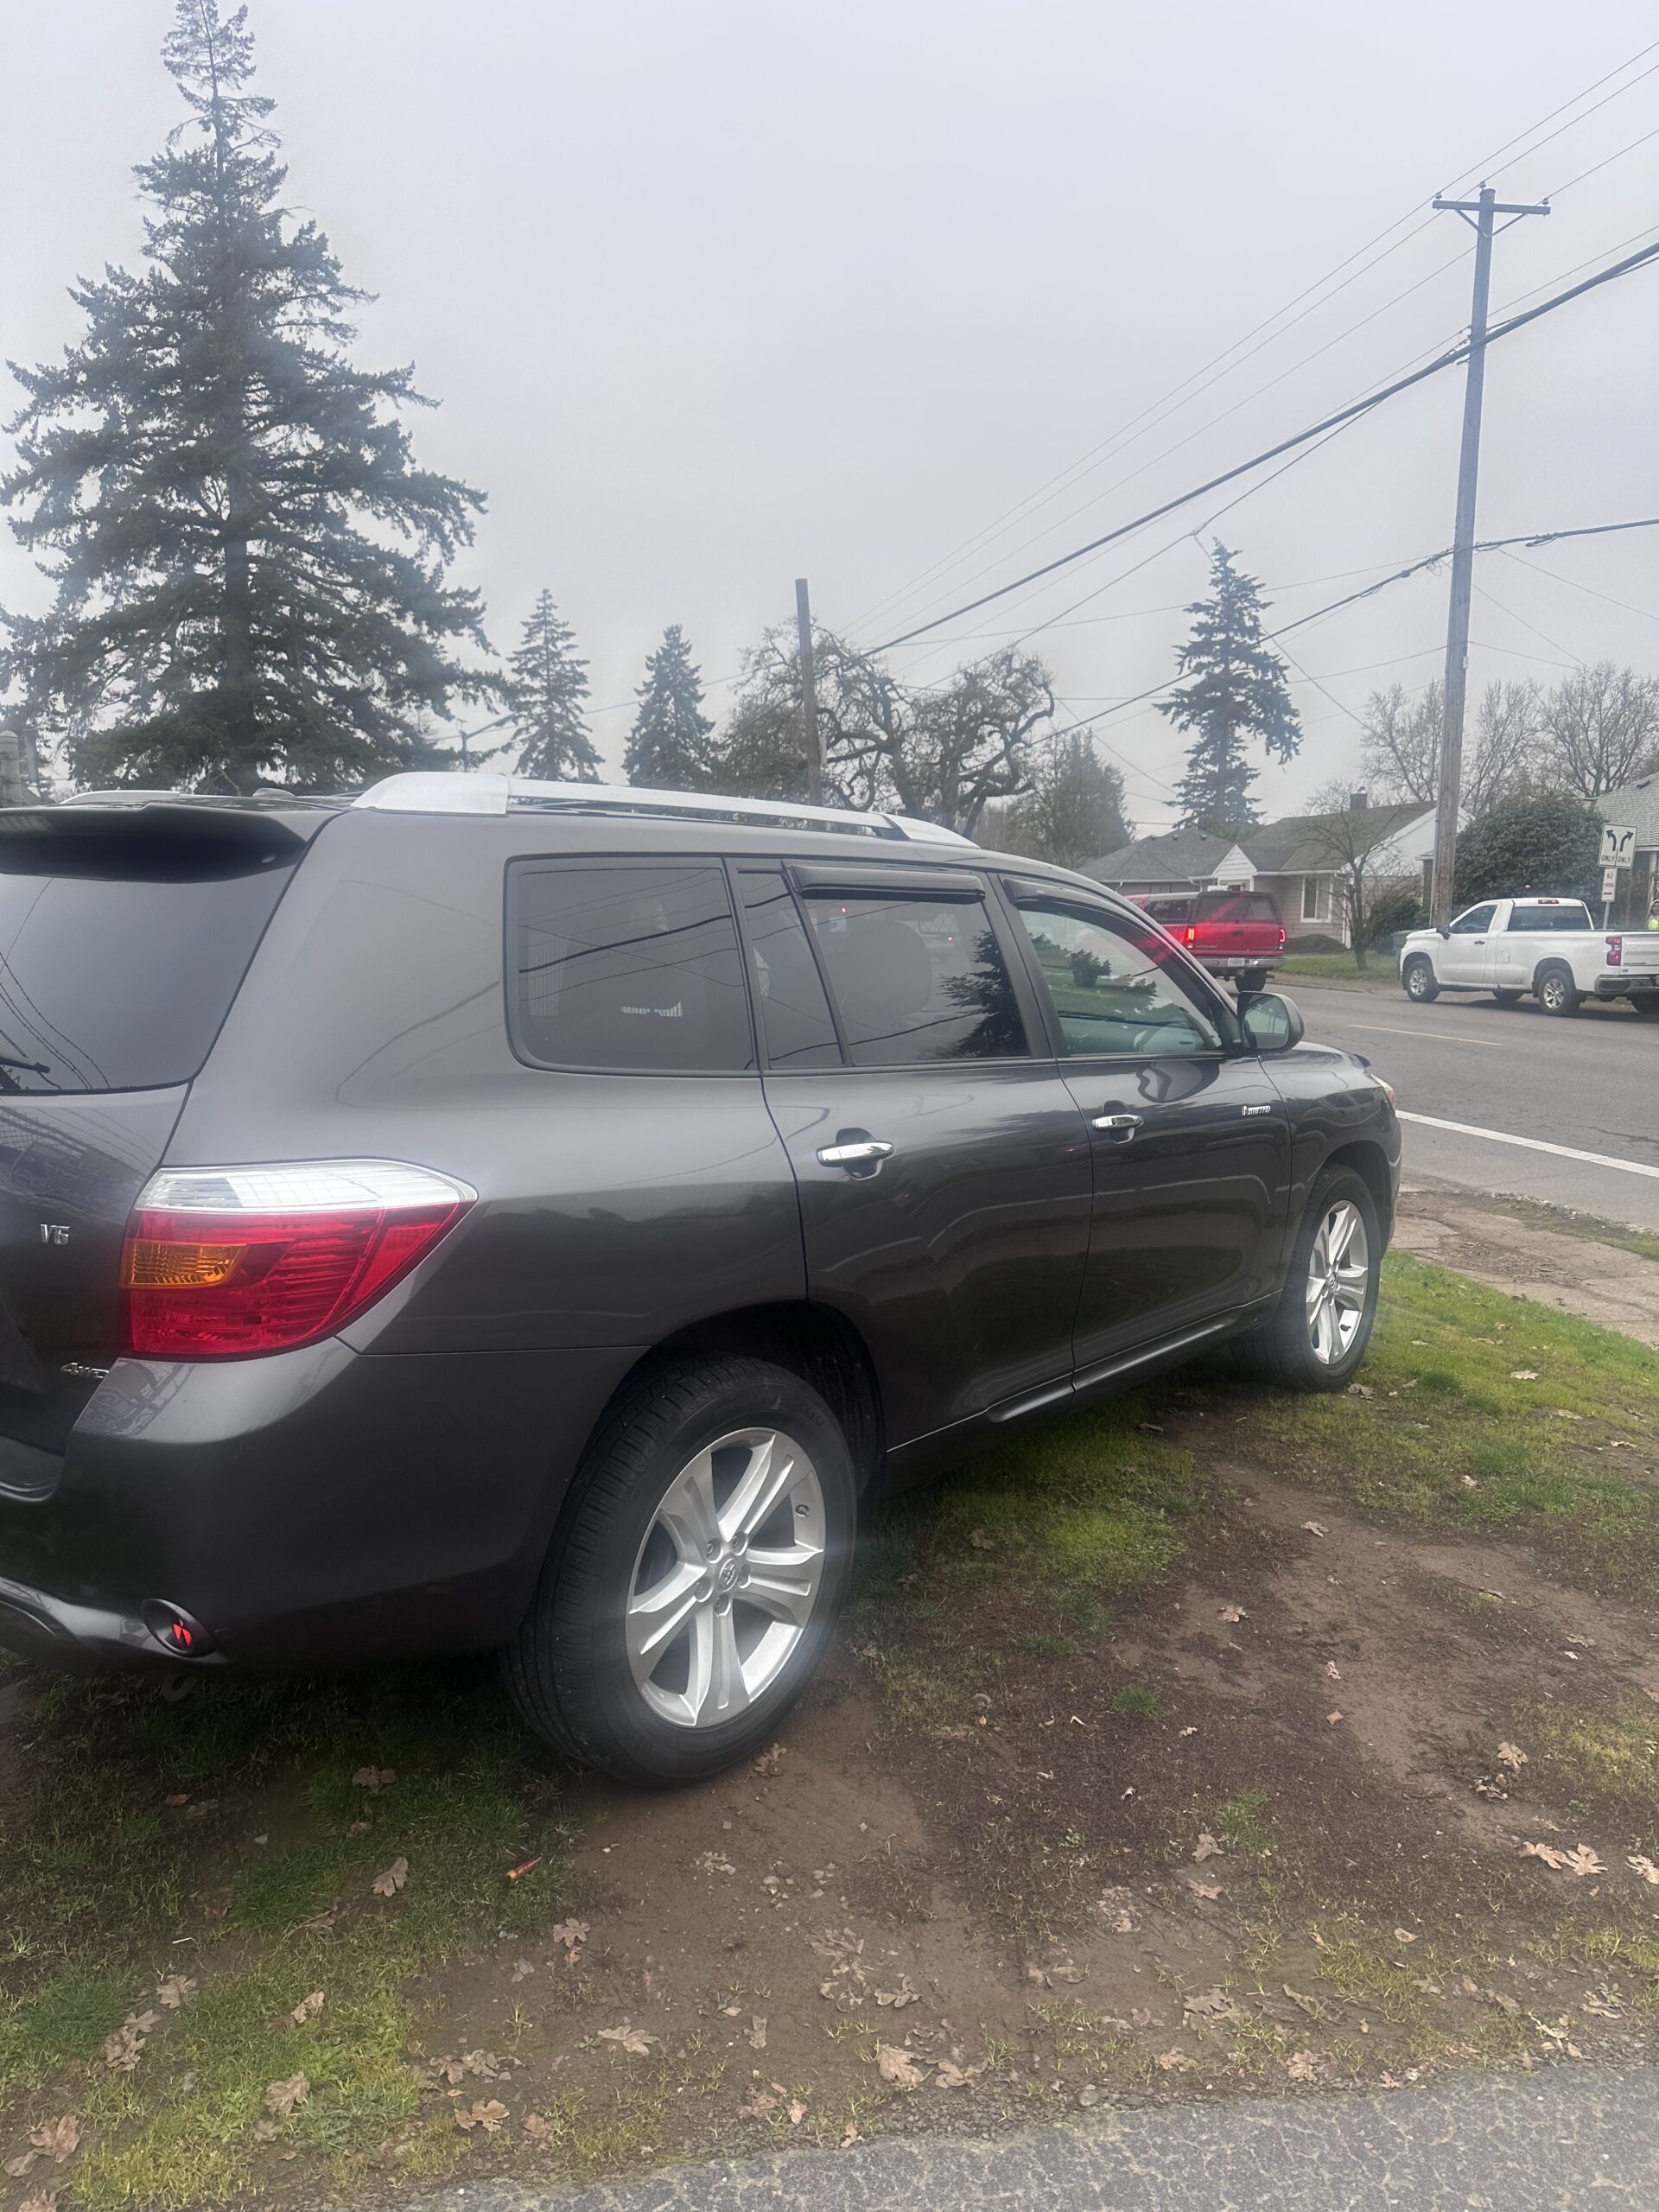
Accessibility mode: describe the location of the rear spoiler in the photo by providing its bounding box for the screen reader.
[0,799,331,862]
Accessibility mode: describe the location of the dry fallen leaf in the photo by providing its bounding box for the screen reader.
[346,1820,373,1838]
[747,2016,768,2050]
[1301,1521,1327,1538]
[1283,1985,1322,2016]
[1326,1709,1344,1726]
[99,2022,147,2073]
[156,1975,196,2010]
[28,2119,79,2166]
[1192,1832,1223,1862]
[454,2101,509,2134]
[1185,1986,1243,2025]
[597,2024,658,2057]
[968,1528,995,1551]
[1345,1382,1374,1398]
[1286,2050,1319,2081]
[548,1917,589,1954]
[3,2154,38,2180]
[753,1744,785,1775]
[352,1766,396,1791]
[1628,1855,1659,1885]
[933,2057,982,2088]
[1565,1845,1606,1878]
[16,2194,59,2212]
[1155,2049,1197,2073]
[1521,1840,1569,1870]
[1510,1369,1540,1382]
[521,2113,556,2145]
[1325,1661,1342,1681]
[429,2056,467,2086]
[264,2074,309,2119]
[1497,1742,1528,1771]
[875,2043,925,2088]
[1393,1929,1417,1945]
[1218,1605,1246,1624]
[874,1975,920,2007]
[840,2120,862,2147]
[288,1991,324,2026]
[459,2050,508,2080]
[1188,1879,1223,1902]
[370,1857,409,1898]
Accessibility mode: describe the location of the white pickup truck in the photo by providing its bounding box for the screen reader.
[1399,895,1659,1017]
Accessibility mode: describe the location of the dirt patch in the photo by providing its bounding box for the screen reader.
[1394,1183,1659,1347]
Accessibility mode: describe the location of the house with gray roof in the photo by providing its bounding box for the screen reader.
[1596,773,1659,925]
[1086,798,1438,946]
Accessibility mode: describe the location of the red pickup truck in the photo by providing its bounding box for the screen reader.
[1136,889,1287,991]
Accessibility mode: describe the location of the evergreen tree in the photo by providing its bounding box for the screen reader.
[0,1,492,792]
[623,625,715,789]
[989,732,1130,868]
[1157,543,1300,830]
[507,591,597,779]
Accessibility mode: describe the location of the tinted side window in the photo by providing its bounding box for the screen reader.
[0,849,294,1094]
[1145,897,1192,923]
[1450,903,1496,935]
[509,862,754,1073]
[802,893,1026,1065]
[735,869,841,1069]
[1013,901,1224,1057]
[1197,892,1280,925]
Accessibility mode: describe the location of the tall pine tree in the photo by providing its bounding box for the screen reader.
[623,625,714,789]
[508,591,597,779]
[1157,543,1300,830]
[0,1,493,792]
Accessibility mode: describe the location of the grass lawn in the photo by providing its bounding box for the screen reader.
[4,1250,1659,2203]
[1278,951,1396,987]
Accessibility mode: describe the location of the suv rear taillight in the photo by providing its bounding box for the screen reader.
[1185,926,1198,944]
[120,1160,475,1359]
[1277,927,1287,949]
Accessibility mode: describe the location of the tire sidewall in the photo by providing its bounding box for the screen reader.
[1536,965,1576,1014]
[544,1362,855,1785]
[1403,957,1435,1001]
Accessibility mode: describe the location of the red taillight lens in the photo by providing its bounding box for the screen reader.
[1277,928,1287,948]
[120,1161,474,1359]
[1607,935,1622,967]
[1185,926,1198,944]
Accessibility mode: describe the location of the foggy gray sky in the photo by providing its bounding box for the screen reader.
[3,1,1656,827]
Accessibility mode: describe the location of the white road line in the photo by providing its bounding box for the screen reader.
[1398,1109,1659,1181]
[1350,1022,1503,1048]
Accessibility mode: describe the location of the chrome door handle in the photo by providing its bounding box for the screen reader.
[1090,1112,1144,1136]
[816,1139,894,1167]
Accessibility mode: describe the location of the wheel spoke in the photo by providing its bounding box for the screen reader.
[1326,1206,1357,1267]
[721,1433,797,1545]
[690,1602,751,1726]
[741,1551,818,1628]
[657,1448,721,1563]
[1333,1262,1369,1310]
[626,1560,703,1672]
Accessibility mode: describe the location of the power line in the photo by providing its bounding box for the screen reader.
[868,236,1659,654]
[1496,544,1659,624]
[846,36,1659,643]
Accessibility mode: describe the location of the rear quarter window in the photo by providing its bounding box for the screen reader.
[1195,892,1281,925]
[507,861,756,1073]
[0,842,295,1094]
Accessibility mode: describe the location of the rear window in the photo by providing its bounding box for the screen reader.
[1194,892,1281,925]
[508,861,755,1073]
[1505,902,1593,931]
[0,844,294,1095]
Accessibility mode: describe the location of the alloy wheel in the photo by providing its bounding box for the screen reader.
[1305,1199,1370,1365]
[625,1427,826,1730]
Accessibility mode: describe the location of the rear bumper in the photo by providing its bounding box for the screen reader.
[1594,974,1659,999]
[1198,957,1279,979]
[0,1338,644,1673]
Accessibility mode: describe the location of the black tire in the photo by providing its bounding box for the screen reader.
[1402,955,1438,1003]
[1230,1165,1382,1393]
[1631,995,1659,1020]
[1535,963,1580,1017]
[503,1354,856,1786]
[1491,988,1523,1005]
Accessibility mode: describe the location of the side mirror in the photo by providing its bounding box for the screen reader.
[1240,990,1304,1055]
[1437,925,1451,939]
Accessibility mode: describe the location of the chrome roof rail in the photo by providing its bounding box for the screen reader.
[350,772,977,846]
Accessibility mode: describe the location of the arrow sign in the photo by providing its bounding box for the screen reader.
[1599,824,1636,871]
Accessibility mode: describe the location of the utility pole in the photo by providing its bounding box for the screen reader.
[1427,183,1549,923]
[795,577,822,803]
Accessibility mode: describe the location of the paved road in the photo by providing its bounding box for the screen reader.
[407,2065,1659,2210]
[1289,982,1659,1232]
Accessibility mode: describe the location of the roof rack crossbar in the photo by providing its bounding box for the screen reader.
[349,772,976,846]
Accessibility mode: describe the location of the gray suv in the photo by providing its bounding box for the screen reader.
[0,775,1398,1783]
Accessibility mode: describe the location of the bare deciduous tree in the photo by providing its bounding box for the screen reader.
[1537,662,1659,798]
[1306,779,1416,972]
[1360,678,1541,818]
[714,629,1055,836]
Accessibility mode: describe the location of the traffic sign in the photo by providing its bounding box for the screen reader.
[1602,863,1620,903]
[1599,824,1636,871]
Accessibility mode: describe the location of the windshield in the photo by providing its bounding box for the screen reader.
[0,849,294,1093]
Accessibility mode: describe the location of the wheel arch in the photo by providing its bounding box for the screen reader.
[592,1301,886,1493]
[1323,1140,1395,1243]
